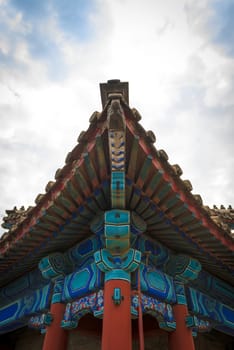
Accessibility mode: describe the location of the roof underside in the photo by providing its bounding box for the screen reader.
[0,93,233,287]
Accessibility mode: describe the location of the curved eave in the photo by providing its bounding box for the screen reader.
[123,106,234,283]
[0,100,233,287]
[0,108,111,286]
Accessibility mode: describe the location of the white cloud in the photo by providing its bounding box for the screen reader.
[0,0,233,235]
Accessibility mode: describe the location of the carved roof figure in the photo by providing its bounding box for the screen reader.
[1,206,32,232]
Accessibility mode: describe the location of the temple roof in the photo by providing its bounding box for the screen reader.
[0,80,233,287]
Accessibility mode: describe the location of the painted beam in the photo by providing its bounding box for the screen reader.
[0,284,51,334]
[61,289,176,332]
[187,287,234,336]
[0,269,47,307]
[190,270,234,307]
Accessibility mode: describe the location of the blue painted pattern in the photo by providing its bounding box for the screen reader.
[39,252,73,279]
[94,248,141,282]
[52,277,64,303]
[104,209,130,253]
[191,270,234,307]
[136,236,169,267]
[0,269,47,307]
[187,287,234,336]
[175,282,186,305]
[131,293,176,331]
[68,235,102,268]
[165,254,201,283]
[62,263,102,302]
[138,264,176,303]
[0,284,51,334]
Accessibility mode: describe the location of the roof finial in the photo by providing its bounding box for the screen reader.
[100,79,129,108]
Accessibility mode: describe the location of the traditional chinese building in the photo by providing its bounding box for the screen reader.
[0,80,233,350]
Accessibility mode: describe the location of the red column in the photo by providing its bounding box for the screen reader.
[102,279,132,350]
[168,304,195,350]
[42,303,68,350]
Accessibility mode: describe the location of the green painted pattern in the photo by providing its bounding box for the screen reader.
[147,170,164,197]
[127,135,139,181]
[136,155,153,188]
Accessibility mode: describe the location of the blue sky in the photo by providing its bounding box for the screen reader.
[0,0,233,235]
[208,0,234,55]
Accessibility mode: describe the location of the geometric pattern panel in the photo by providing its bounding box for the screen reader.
[62,264,102,302]
[136,236,170,267]
[190,270,234,307]
[135,265,176,303]
[0,284,51,334]
[187,287,234,336]
[67,235,102,268]
[0,269,47,307]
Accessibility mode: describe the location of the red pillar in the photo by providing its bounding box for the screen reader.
[168,304,195,350]
[102,279,132,350]
[42,303,68,350]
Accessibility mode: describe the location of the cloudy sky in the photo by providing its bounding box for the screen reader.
[0,0,233,236]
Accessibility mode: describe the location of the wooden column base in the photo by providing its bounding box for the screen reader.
[42,303,68,350]
[169,304,195,350]
[102,279,132,350]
